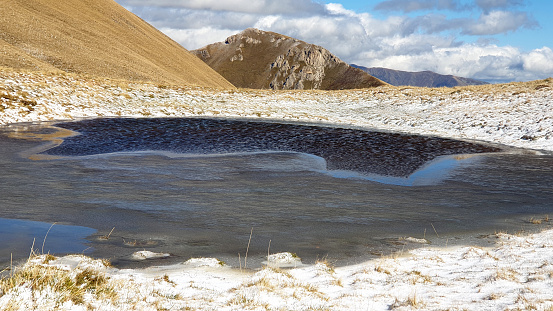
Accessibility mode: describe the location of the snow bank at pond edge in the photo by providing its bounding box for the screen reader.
[3,228,553,310]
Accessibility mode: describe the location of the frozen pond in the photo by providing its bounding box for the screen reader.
[1,117,552,268]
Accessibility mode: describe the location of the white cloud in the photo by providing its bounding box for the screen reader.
[464,10,536,35]
[117,0,324,15]
[374,0,467,12]
[254,13,371,59]
[123,6,258,30]
[160,27,239,50]
[475,0,524,11]
[325,3,357,16]
[373,0,525,13]
[354,43,553,83]
[114,0,550,82]
[523,47,553,75]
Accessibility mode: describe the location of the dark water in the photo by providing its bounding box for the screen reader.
[45,118,500,177]
[1,117,552,269]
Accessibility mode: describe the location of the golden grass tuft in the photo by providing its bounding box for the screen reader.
[491,268,520,282]
[391,291,425,309]
[408,270,433,285]
[315,257,336,274]
[0,87,37,113]
[0,255,116,307]
[528,215,550,225]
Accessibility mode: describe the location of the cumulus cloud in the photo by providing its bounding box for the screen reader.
[361,44,525,82]
[159,27,239,50]
[115,0,550,82]
[373,0,525,12]
[523,47,553,75]
[254,13,372,59]
[117,0,324,15]
[354,42,553,83]
[374,0,467,12]
[475,0,524,11]
[463,10,537,35]
[125,6,258,30]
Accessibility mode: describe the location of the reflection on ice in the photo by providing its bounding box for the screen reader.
[329,154,480,186]
[79,150,328,174]
[44,117,501,177]
[49,148,474,186]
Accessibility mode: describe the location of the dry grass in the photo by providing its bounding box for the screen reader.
[0,226,116,310]
[0,0,233,89]
[492,268,520,282]
[236,265,330,305]
[375,264,392,275]
[98,227,115,241]
[486,292,504,300]
[391,291,425,309]
[0,255,116,308]
[408,270,433,285]
[0,87,37,113]
[528,215,550,225]
[315,258,336,274]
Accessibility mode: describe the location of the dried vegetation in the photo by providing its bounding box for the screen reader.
[0,0,233,88]
[1,254,116,310]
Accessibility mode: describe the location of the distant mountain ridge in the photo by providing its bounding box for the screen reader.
[192,28,384,90]
[352,65,488,88]
[0,0,234,88]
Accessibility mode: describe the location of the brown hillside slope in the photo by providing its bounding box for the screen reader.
[193,28,384,90]
[0,0,234,88]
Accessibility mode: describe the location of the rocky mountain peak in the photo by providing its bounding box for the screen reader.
[193,28,384,90]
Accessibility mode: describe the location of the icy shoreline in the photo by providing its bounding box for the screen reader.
[2,68,553,310]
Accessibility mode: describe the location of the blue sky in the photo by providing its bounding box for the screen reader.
[115,0,553,83]
[337,0,551,51]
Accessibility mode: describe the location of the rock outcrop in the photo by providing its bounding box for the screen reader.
[193,28,384,90]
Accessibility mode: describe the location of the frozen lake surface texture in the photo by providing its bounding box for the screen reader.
[1,117,552,268]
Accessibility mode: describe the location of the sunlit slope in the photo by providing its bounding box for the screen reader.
[0,0,234,88]
[193,28,385,90]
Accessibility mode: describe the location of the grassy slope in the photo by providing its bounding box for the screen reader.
[0,0,234,88]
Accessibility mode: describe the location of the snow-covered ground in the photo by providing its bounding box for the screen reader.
[2,68,553,310]
[3,227,553,310]
[1,68,552,151]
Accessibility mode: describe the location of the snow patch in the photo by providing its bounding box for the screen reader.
[183,257,226,267]
[264,252,303,268]
[131,250,170,261]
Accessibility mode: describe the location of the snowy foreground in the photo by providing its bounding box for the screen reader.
[2,68,553,310]
[3,228,553,310]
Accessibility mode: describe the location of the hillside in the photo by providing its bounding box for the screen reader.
[192,28,384,90]
[0,0,234,88]
[353,65,488,87]
[2,67,551,150]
